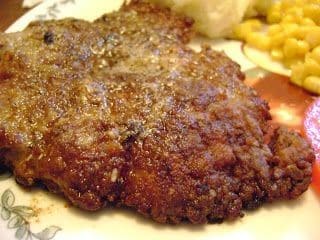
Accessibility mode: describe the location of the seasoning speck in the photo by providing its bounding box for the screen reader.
[44,31,54,44]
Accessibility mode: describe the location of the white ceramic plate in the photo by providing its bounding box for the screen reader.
[1,1,320,240]
[243,45,291,77]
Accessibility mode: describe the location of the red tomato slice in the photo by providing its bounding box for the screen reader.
[303,98,320,195]
[313,163,320,194]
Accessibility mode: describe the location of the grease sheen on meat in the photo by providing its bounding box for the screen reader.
[0,0,314,224]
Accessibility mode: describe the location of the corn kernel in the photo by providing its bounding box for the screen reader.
[283,57,303,68]
[305,26,320,48]
[303,4,320,24]
[245,19,263,30]
[311,46,320,64]
[268,24,282,36]
[296,40,310,55]
[281,0,294,11]
[294,0,303,5]
[294,26,312,39]
[267,5,282,24]
[300,17,316,26]
[303,76,320,94]
[304,55,320,75]
[282,14,296,23]
[291,63,307,86]
[233,20,262,40]
[271,32,286,47]
[246,32,271,50]
[233,24,250,40]
[283,38,300,58]
[267,2,282,22]
[282,23,299,38]
[287,7,304,18]
[271,48,284,60]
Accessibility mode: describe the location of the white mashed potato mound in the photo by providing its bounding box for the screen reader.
[147,0,273,38]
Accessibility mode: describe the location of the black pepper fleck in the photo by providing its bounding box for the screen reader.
[44,31,54,44]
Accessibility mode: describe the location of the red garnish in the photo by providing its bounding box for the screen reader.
[312,163,320,194]
[303,98,320,194]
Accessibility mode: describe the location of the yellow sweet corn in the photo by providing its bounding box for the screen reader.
[305,26,320,48]
[303,76,320,94]
[246,32,271,50]
[311,46,320,64]
[291,62,306,86]
[271,48,284,60]
[233,0,320,94]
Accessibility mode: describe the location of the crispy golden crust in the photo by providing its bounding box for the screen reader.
[0,0,314,224]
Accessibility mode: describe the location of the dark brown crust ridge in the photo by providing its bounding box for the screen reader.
[0,0,314,224]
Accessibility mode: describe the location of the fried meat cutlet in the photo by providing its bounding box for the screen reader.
[0,0,314,224]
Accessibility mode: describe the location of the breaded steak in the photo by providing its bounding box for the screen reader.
[0,0,314,224]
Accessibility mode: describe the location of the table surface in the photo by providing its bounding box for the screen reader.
[0,0,29,31]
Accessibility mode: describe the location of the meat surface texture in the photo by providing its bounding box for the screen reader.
[0,0,314,224]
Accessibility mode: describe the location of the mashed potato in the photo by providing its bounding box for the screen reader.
[147,0,273,38]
